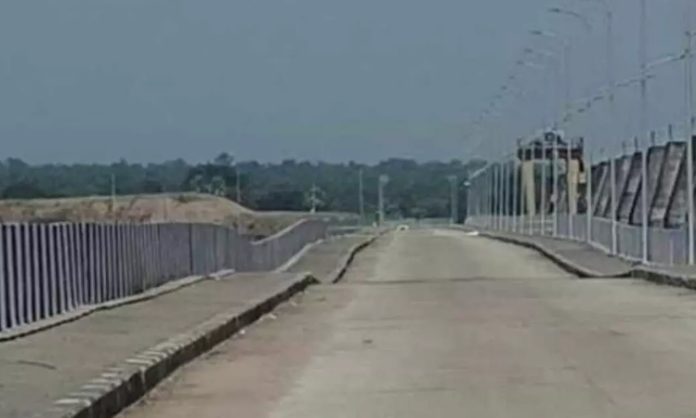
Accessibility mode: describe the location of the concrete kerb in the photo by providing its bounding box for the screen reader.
[477,231,626,278]
[475,229,696,291]
[43,272,318,418]
[0,269,236,343]
[330,233,384,284]
[631,267,696,290]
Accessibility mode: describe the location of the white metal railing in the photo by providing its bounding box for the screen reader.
[0,219,327,334]
[590,217,612,252]
[466,213,692,268]
[615,221,643,261]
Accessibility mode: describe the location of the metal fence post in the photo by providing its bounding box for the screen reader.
[685,17,695,264]
[0,226,5,331]
[567,138,574,238]
[494,162,498,230]
[513,142,520,233]
[552,134,559,237]
[641,146,649,263]
[502,160,508,230]
[541,137,547,235]
[498,162,504,230]
[610,155,618,255]
[528,143,534,235]
[586,149,593,244]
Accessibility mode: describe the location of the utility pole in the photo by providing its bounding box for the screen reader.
[639,0,649,263]
[358,169,365,224]
[567,137,574,238]
[586,147,593,243]
[310,183,318,214]
[235,164,242,204]
[110,173,117,220]
[685,0,695,264]
[448,175,459,224]
[607,3,618,256]
[552,131,559,237]
[378,175,389,225]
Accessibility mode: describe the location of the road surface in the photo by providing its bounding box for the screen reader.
[123,229,696,418]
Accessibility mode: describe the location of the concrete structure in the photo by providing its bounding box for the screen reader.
[601,155,632,218]
[591,162,609,216]
[467,134,696,265]
[517,134,584,219]
[651,142,685,226]
[631,145,666,225]
[521,157,537,217]
[617,152,642,223]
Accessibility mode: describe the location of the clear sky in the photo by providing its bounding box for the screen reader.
[0,0,691,163]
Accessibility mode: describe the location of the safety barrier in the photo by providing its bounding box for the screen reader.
[468,214,693,267]
[590,217,612,253]
[0,219,326,333]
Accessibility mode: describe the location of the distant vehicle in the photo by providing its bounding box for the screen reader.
[396,224,410,231]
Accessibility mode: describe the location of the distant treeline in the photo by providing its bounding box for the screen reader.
[0,154,485,219]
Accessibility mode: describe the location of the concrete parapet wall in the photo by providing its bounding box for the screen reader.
[592,162,609,216]
[631,146,666,225]
[617,152,642,223]
[651,142,685,226]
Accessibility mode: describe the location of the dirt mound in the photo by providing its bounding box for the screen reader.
[0,193,287,236]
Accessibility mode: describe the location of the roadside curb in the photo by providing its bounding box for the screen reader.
[0,269,236,343]
[477,231,625,278]
[631,267,696,290]
[330,233,383,284]
[476,229,696,290]
[44,272,317,418]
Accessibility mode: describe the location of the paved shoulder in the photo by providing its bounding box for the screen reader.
[0,272,303,418]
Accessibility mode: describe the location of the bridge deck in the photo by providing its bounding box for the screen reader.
[0,235,365,418]
[122,230,696,418]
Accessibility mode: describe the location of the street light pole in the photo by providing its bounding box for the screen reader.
[235,164,242,204]
[501,161,507,230]
[567,137,574,238]
[586,148,593,242]
[606,5,619,256]
[489,165,494,228]
[553,131,559,237]
[541,134,547,235]
[639,0,649,263]
[448,175,458,225]
[512,141,520,232]
[543,8,595,238]
[685,1,695,263]
[378,175,388,226]
[529,31,569,237]
[495,162,500,229]
[358,168,365,224]
[110,173,117,220]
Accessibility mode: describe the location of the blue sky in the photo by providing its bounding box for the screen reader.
[0,0,690,163]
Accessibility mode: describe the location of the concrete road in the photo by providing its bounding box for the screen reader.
[123,229,696,418]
